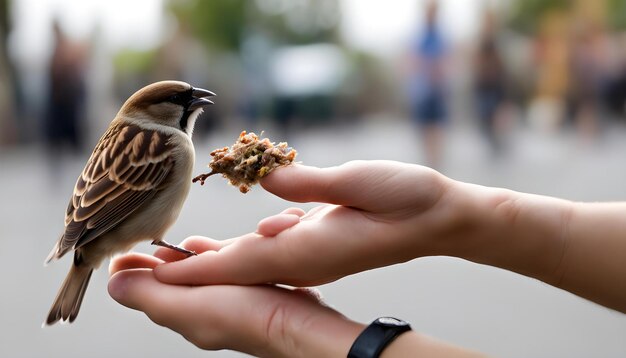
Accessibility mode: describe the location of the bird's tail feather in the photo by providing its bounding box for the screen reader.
[44,241,60,266]
[45,264,93,325]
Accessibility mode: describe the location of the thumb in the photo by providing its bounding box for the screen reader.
[108,270,221,343]
[108,269,190,321]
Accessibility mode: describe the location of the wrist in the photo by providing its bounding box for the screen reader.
[274,304,365,358]
[447,180,571,282]
[348,317,412,358]
[416,179,495,259]
[296,315,365,358]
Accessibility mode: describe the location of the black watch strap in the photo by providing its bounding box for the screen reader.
[347,317,412,358]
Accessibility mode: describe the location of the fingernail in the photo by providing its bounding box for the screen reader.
[108,272,130,301]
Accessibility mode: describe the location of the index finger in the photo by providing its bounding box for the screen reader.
[260,162,395,210]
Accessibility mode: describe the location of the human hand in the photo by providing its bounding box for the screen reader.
[108,237,365,357]
[153,161,460,287]
[207,161,626,313]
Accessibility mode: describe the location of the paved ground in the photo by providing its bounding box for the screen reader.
[1,116,626,357]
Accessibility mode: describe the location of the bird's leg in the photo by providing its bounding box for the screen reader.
[152,240,197,256]
[192,171,217,185]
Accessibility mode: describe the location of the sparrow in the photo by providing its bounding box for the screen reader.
[44,80,215,325]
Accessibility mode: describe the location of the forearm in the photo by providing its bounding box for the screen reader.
[555,202,626,312]
[283,312,485,358]
[448,182,569,282]
[443,180,626,312]
[382,332,487,358]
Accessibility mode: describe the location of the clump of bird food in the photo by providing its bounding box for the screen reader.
[193,131,297,193]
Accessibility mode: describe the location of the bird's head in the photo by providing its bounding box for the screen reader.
[119,80,215,136]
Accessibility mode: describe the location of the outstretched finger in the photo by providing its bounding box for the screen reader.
[260,162,382,209]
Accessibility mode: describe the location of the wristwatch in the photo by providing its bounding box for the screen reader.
[347,317,412,358]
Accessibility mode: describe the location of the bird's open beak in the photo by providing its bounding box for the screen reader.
[188,87,216,111]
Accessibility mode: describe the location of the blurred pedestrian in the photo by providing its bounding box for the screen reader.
[406,1,449,168]
[570,23,610,142]
[0,0,17,147]
[605,42,626,119]
[44,20,88,165]
[473,9,509,155]
[527,12,569,132]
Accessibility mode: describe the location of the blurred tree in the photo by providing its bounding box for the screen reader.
[168,0,247,52]
[508,0,569,35]
[509,0,626,33]
[112,49,157,99]
[252,0,340,45]
[608,0,626,30]
[166,0,339,52]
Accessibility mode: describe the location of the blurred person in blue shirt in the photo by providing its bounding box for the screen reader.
[407,1,449,168]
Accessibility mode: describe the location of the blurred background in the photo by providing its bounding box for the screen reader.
[1,0,626,357]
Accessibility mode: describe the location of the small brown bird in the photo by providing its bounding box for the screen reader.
[44,80,215,325]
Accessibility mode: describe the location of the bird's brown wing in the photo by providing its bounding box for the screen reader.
[53,121,176,259]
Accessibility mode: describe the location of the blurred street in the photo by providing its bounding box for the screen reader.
[2,116,626,358]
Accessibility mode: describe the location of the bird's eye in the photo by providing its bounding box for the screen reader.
[168,94,180,102]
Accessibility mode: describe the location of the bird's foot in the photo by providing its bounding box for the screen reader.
[192,171,216,185]
[151,240,197,257]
